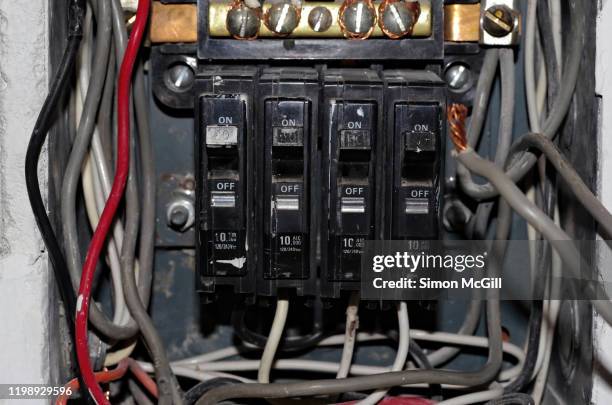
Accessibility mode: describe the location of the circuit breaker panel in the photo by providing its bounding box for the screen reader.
[150,0,452,298]
[194,68,446,298]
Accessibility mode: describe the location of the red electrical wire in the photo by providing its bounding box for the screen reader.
[56,360,129,405]
[56,359,159,405]
[74,0,151,403]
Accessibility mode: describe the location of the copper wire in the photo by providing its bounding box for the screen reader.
[378,0,420,39]
[338,0,377,39]
[448,103,469,152]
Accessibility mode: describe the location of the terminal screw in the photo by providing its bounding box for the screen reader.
[308,6,333,32]
[483,5,515,37]
[265,2,300,35]
[227,2,261,39]
[379,0,420,39]
[339,0,377,39]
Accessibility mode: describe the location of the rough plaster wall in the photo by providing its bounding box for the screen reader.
[0,0,54,401]
[595,0,612,403]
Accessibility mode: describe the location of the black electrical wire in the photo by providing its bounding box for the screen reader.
[184,378,242,405]
[25,32,81,349]
[24,0,86,393]
[25,0,84,364]
[485,393,535,405]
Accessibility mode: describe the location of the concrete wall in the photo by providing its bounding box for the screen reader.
[0,0,55,402]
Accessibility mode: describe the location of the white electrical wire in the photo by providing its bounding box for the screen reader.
[337,292,360,379]
[158,330,525,385]
[357,302,410,405]
[258,298,290,383]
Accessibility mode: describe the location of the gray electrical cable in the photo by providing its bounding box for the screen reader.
[109,0,182,402]
[60,0,140,340]
[195,283,503,404]
[426,299,481,367]
[455,149,612,325]
[525,0,540,133]
[120,139,183,405]
[457,0,584,201]
[510,133,612,239]
[471,48,516,238]
[134,61,156,309]
[110,0,155,309]
[467,49,500,148]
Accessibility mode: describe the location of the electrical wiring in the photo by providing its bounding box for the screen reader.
[455,0,585,201]
[532,208,562,405]
[129,379,156,405]
[485,393,535,405]
[426,300,481,367]
[74,0,153,403]
[470,47,515,238]
[232,305,326,351]
[194,291,502,404]
[56,359,159,405]
[258,297,290,383]
[358,302,410,405]
[437,386,503,405]
[337,292,361,379]
[62,0,142,341]
[139,330,525,386]
[537,0,560,108]
[25,0,84,354]
[453,148,612,325]
[56,360,129,405]
[525,0,539,133]
[509,133,612,239]
[184,378,243,405]
[75,8,128,326]
[408,340,443,400]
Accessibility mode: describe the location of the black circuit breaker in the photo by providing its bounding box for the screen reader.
[195,66,258,295]
[321,69,384,298]
[257,68,319,297]
[383,70,446,240]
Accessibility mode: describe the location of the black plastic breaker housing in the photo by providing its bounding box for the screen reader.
[383,70,446,240]
[320,69,385,298]
[195,66,258,295]
[256,68,320,297]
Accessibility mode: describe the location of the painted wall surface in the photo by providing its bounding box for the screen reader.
[0,0,55,403]
[595,0,612,403]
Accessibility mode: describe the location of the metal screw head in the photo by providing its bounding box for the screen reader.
[380,1,418,38]
[265,2,300,35]
[227,4,261,39]
[308,6,332,32]
[166,198,195,232]
[483,5,515,37]
[444,63,472,92]
[340,0,376,38]
[165,63,195,93]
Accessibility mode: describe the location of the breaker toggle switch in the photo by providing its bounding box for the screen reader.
[328,102,377,281]
[392,102,441,239]
[199,95,248,275]
[264,99,310,279]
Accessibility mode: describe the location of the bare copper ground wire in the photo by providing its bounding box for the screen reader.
[448,103,469,152]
